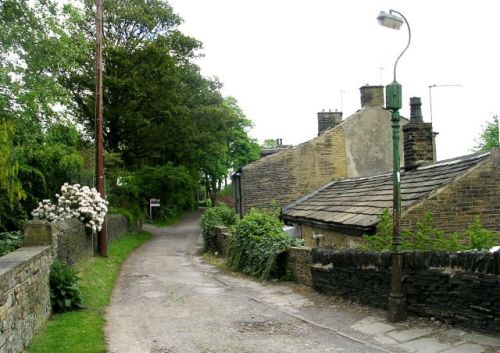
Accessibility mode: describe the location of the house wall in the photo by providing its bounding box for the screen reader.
[401,149,500,234]
[240,126,347,213]
[240,106,408,214]
[343,106,407,177]
[300,224,364,249]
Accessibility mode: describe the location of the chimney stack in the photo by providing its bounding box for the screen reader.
[403,97,436,170]
[360,85,384,108]
[317,110,342,136]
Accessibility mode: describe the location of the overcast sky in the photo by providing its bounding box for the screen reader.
[168,0,499,160]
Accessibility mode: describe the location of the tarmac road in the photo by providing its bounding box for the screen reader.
[105,210,499,353]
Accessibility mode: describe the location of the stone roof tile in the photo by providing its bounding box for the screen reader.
[282,151,490,230]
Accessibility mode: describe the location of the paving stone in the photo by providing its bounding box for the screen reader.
[374,335,399,346]
[387,328,435,342]
[351,316,383,328]
[461,333,500,347]
[290,298,314,307]
[439,343,485,353]
[438,328,468,340]
[354,322,396,335]
[401,337,451,353]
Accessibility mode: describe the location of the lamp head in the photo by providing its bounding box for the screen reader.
[377,11,404,30]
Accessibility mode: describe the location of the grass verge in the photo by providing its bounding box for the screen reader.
[26,231,152,353]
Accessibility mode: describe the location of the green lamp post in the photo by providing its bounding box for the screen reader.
[377,9,411,322]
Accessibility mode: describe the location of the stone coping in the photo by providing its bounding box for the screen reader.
[0,246,51,277]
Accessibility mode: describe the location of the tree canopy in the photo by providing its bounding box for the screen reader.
[473,115,499,152]
[0,0,260,229]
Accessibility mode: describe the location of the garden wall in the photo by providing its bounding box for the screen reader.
[209,228,500,334]
[0,247,52,353]
[310,248,500,333]
[287,246,313,287]
[0,214,128,353]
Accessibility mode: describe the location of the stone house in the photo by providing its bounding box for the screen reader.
[232,85,412,217]
[282,149,499,248]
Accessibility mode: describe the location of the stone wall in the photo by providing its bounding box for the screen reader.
[401,149,500,234]
[214,226,230,257]
[52,219,90,265]
[0,214,129,353]
[23,214,129,265]
[310,249,500,333]
[287,247,313,286]
[106,214,129,243]
[0,246,52,353]
[240,126,347,213]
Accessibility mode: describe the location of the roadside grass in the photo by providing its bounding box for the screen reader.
[26,231,152,353]
[202,252,225,269]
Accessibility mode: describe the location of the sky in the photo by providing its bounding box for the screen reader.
[168,0,500,161]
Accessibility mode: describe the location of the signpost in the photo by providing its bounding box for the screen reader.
[149,198,160,220]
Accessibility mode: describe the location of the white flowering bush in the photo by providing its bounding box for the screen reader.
[32,183,109,232]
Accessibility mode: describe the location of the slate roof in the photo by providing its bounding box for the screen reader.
[282,151,491,233]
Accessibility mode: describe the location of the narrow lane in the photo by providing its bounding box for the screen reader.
[105,210,398,353]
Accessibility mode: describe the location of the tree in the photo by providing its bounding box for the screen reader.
[0,0,262,226]
[261,139,278,149]
[473,115,499,152]
[0,0,86,230]
[61,0,203,164]
[224,97,261,171]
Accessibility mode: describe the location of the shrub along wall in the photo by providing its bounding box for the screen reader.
[308,248,500,334]
[0,214,128,353]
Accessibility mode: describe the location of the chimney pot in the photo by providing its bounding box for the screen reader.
[410,97,424,123]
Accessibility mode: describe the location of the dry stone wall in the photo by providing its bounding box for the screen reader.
[310,248,500,334]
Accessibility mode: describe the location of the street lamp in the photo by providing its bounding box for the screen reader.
[377,9,411,322]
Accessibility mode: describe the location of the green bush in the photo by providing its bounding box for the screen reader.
[200,204,236,252]
[0,230,23,256]
[109,206,144,230]
[461,217,500,250]
[363,210,499,252]
[109,163,197,222]
[49,260,83,313]
[226,209,301,280]
[362,209,392,252]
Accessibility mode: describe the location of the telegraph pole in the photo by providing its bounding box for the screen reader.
[95,0,107,256]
